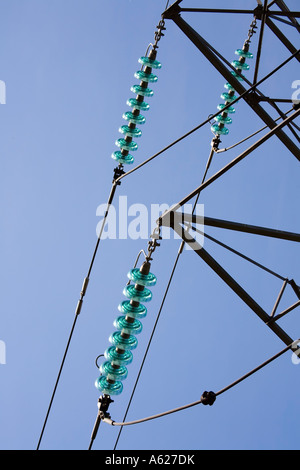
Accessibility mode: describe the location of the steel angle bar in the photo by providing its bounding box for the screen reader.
[166,13,300,160]
[169,219,295,347]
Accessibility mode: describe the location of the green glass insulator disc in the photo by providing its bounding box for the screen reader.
[232,60,250,71]
[123,285,152,302]
[100,361,128,381]
[217,103,236,114]
[95,375,123,395]
[115,138,138,151]
[114,315,143,335]
[109,331,138,350]
[127,98,150,111]
[134,70,158,83]
[131,84,154,97]
[235,49,253,59]
[123,111,146,125]
[119,125,142,138]
[104,346,133,366]
[214,114,232,124]
[211,123,229,135]
[118,300,147,319]
[111,151,134,165]
[127,268,157,287]
[221,92,237,102]
[138,56,162,69]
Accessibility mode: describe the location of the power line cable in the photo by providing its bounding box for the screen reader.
[102,339,298,427]
[113,242,182,449]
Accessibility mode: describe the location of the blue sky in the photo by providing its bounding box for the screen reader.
[0,0,299,450]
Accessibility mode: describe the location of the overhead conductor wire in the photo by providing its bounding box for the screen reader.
[111,11,260,449]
